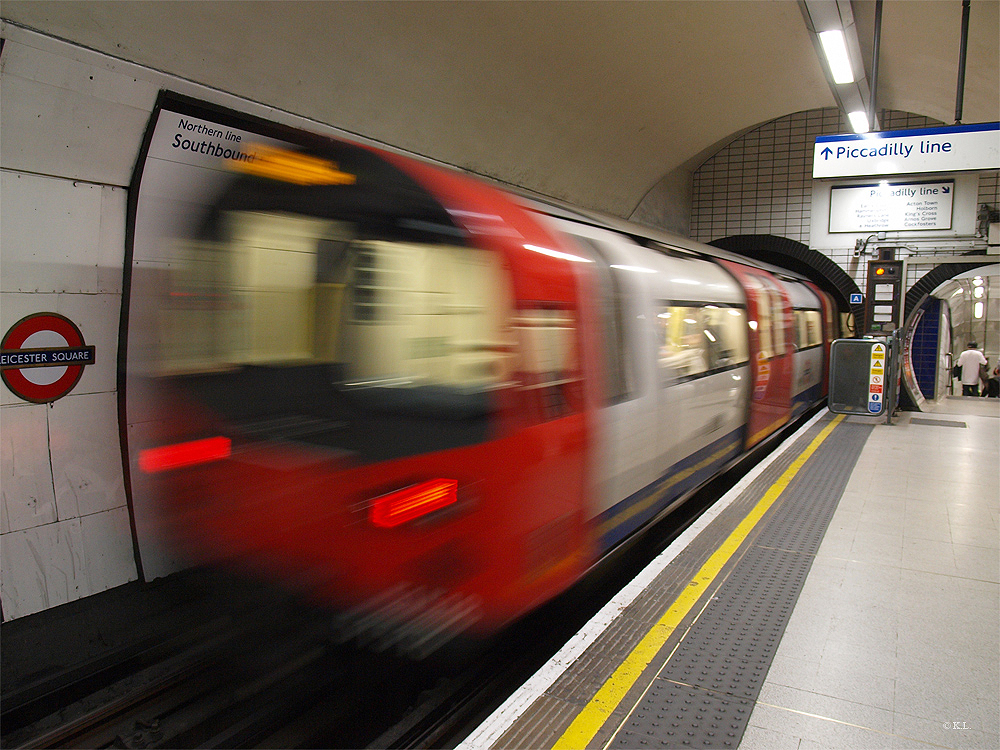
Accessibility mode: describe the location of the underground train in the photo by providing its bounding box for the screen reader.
[133,136,839,655]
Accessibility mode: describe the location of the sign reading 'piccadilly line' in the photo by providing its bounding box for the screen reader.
[1,313,96,403]
[813,122,999,178]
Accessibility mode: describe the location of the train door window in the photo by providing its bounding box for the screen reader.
[768,289,786,356]
[656,305,709,380]
[823,302,837,341]
[702,306,750,369]
[803,310,823,348]
[755,291,774,360]
[567,235,634,404]
[793,310,807,350]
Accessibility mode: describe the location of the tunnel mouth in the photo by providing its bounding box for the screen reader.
[900,260,998,410]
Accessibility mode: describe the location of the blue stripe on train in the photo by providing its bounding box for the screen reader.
[595,427,745,552]
[792,382,824,417]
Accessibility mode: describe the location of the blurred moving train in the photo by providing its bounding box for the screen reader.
[133,137,840,655]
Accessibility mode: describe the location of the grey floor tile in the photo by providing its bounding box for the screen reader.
[738,724,801,750]
[893,712,1000,750]
[748,702,913,749]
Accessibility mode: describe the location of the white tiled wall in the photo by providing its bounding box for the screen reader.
[690,108,1000,294]
[1,38,141,620]
[692,109,946,244]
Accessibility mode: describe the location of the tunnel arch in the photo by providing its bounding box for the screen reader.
[708,234,863,322]
[899,254,996,410]
[903,254,996,323]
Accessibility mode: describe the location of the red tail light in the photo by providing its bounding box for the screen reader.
[139,437,232,473]
[370,479,459,528]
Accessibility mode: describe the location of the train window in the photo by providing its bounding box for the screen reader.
[513,307,582,420]
[768,289,786,356]
[657,305,708,379]
[339,238,515,404]
[793,310,807,350]
[702,306,750,368]
[756,293,774,360]
[656,304,749,381]
[156,208,520,462]
[803,310,823,348]
[792,309,823,349]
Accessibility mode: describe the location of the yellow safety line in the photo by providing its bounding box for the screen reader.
[552,413,846,750]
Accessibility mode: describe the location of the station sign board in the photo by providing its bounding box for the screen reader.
[1,313,96,403]
[813,122,999,178]
[829,180,954,233]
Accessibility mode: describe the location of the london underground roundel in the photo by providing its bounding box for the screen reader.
[1,313,96,403]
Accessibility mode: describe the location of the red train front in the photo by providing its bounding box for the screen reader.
[134,141,603,653]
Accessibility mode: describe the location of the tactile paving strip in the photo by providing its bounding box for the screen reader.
[609,682,753,749]
[609,418,873,748]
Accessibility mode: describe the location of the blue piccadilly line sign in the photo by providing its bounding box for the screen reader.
[813,122,1000,178]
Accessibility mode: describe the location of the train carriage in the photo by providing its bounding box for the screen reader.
[131,137,838,653]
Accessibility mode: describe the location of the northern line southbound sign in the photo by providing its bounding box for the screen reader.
[813,122,999,178]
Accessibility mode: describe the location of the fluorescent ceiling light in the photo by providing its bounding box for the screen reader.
[848,110,870,134]
[818,30,855,84]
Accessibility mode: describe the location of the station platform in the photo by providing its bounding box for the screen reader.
[461,398,999,750]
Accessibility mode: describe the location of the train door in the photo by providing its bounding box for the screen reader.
[549,222,658,550]
[652,257,750,480]
[718,260,794,447]
[807,282,838,395]
[780,279,825,415]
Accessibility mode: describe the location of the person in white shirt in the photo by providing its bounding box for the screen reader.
[957,342,988,396]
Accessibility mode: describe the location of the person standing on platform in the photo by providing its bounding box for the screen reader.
[957,341,987,396]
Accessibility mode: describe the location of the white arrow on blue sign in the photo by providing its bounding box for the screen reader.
[814,122,999,178]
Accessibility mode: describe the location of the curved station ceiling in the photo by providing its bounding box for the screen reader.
[3,1,998,218]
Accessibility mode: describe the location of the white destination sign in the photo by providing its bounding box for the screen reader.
[813,122,999,178]
[829,181,954,233]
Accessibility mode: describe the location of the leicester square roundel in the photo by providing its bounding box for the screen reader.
[1,313,96,403]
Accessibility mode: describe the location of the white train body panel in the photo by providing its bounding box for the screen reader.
[538,215,751,525]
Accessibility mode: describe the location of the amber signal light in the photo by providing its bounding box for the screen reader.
[370,479,459,528]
